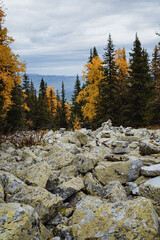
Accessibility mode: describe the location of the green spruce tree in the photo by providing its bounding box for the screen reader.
[6,82,26,131]
[71,75,83,124]
[27,80,37,128]
[126,34,153,127]
[35,78,50,129]
[60,82,68,128]
[96,34,119,126]
[150,43,160,125]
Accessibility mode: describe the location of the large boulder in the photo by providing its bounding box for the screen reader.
[139,176,160,216]
[7,186,63,222]
[0,203,50,240]
[15,162,52,188]
[139,141,160,156]
[94,159,143,185]
[71,196,159,240]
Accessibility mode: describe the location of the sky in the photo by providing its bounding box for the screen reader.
[3,0,160,76]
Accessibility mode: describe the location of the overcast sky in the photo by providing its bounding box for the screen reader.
[4,0,160,76]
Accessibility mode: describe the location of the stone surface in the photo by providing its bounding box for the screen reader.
[15,162,52,188]
[111,141,130,154]
[0,202,50,240]
[0,123,160,239]
[95,159,143,185]
[73,154,95,173]
[7,186,63,222]
[103,181,127,202]
[141,164,160,177]
[139,176,160,216]
[84,172,103,197]
[71,196,159,240]
[55,177,84,200]
[104,154,129,161]
[139,141,160,156]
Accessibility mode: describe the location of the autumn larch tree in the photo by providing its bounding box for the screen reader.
[0,3,26,131]
[114,48,130,123]
[77,55,104,125]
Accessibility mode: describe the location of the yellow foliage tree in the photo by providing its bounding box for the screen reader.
[114,48,129,84]
[77,56,103,121]
[65,103,71,122]
[0,3,26,120]
[46,86,57,116]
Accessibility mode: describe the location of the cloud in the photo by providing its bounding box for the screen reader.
[4,0,160,75]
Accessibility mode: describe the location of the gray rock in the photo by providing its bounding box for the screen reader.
[95,159,143,185]
[141,164,160,177]
[139,141,160,156]
[139,176,160,216]
[84,172,103,197]
[111,141,131,154]
[103,181,127,202]
[55,177,84,200]
[126,182,139,195]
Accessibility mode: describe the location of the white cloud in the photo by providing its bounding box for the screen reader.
[3,0,160,75]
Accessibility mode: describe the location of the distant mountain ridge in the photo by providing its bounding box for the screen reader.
[27,74,79,101]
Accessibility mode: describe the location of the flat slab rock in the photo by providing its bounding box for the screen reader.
[144,176,160,188]
[141,164,160,177]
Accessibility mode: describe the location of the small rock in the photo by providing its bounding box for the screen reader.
[103,181,127,202]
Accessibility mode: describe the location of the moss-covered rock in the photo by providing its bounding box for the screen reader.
[71,196,159,239]
[15,162,52,188]
[7,186,63,222]
[139,141,160,156]
[73,154,95,174]
[0,202,50,240]
[103,181,127,202]
[55,177,84,200]
[84,173,103,197]
[95,159,143,185]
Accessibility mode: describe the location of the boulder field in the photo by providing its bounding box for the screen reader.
[0,120,160,239]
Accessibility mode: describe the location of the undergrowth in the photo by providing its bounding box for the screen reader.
[0,130,47,148]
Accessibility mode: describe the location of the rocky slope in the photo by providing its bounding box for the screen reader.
[0,120,160,239]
